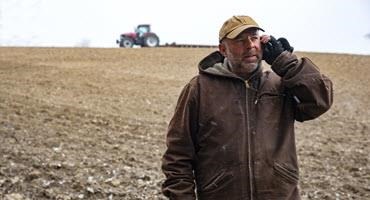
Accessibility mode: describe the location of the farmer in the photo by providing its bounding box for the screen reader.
[161,15,333,199]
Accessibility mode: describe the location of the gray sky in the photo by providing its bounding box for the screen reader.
[1,0,369,55]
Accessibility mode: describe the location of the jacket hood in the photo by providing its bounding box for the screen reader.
[199,51,235,77]
[198,51,263,84]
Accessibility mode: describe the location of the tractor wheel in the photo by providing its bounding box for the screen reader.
[120,37,134,48]
[143,35,159,47]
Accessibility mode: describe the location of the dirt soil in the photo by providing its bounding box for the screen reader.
[0,47,369,200]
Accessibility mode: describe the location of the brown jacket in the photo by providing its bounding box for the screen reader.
[162,51,333,200]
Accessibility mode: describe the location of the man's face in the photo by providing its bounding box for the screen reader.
[219,29,263,75]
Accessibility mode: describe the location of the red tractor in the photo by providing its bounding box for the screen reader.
[116,24,160,48]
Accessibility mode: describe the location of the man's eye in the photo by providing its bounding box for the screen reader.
[236,36,258,42]
[236,38,247,42]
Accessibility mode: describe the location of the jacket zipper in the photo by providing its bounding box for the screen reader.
[245,81,254,200]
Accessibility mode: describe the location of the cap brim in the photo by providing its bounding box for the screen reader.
[225,25,265,39]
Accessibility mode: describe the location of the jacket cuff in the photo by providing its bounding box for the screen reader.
[270,51,298,77]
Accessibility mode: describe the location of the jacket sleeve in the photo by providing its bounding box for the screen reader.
[161,78,199,199]
[271,51,333,122]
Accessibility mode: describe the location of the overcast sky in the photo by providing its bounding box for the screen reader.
[1,0,369,55]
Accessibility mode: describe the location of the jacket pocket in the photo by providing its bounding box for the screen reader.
[201,169,233,193]
[255,91,285,104]
[273,162,299,185]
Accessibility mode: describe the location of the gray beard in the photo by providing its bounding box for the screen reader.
[226,59,261,74]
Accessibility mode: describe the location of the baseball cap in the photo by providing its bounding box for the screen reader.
[219,15,264,42]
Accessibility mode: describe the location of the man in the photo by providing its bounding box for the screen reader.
[161,15,333,200]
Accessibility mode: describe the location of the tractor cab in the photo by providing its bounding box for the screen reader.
[135,24,151,37]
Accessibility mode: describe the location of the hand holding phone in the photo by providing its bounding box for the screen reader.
[262,36,294,65]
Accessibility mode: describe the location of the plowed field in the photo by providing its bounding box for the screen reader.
[0,47,369,199]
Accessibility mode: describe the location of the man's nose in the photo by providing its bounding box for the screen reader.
[243,37,255,48]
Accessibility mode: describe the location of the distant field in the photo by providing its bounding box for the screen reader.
[0,47,369,199]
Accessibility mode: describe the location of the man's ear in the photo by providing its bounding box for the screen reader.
[219,43,227,57]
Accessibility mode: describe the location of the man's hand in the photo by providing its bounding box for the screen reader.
[262,36,293,65]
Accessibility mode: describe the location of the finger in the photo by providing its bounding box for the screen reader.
[277,37,294,52]
[268,36,279,46]
[277,38,290,48]
[260,35,271,43]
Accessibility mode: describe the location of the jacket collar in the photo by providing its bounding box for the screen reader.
[198,51,263,88]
